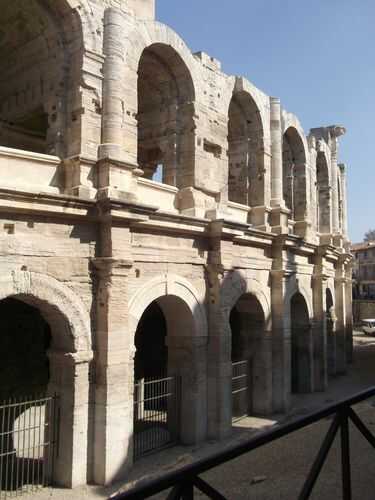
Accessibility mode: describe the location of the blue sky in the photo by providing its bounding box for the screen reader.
[157,1,375,243]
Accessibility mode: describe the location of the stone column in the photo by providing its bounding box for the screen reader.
[99,8,126,161]
[328,126,346,237]
[91,258,134,486]
[335,261,347,374]
[206,252,232,440]
[48,351,92,488]
[270,97,289,233]
[312,274,328,391]
[339,163,349,240]
[270,97,283,206]
[271,267,291,412]
[345,267,354,364]
[98,9,141,201]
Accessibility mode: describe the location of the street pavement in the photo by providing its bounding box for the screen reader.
[21,331,375,499]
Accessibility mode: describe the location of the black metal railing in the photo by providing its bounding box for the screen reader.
[232,360,249,421]
[114,386,375,500]
[134,376,180,460]
[0,394,58,498]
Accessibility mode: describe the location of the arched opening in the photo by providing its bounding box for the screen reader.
[133,293,205,457]
[0,0,70,157]
[0,298,51,400]
[0,298,52,491]
[137,43,195,187]
[0,294,84,491]
[291,293,313,393]
[230,293,267,418]
[316,152,331,234]
[326,289,336,376]
[228,91,264,207]
[282,127,307,223]
[134,301,167,380]
[0,278,91,490]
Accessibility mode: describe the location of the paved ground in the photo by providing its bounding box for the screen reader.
[18,331,375,499]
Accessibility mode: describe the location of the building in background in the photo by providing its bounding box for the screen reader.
[0,0,352,490]
[352,242,375,299]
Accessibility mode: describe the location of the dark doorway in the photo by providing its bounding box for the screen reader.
[230,294,265,418]
[134,300,168,381]
[291,293,312,393]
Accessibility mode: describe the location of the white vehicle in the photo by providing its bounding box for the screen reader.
[362,319,375,335]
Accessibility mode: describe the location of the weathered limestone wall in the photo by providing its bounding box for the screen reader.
[0,0,353,490]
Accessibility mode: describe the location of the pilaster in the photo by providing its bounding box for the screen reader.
[91,257,134,485]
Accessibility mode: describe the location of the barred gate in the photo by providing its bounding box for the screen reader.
[232,360,250,421]
[134,376,180,460]
[0,395,58,498]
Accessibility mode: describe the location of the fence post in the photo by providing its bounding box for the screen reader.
[340,409,352,500]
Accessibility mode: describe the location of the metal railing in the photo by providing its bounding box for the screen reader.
[0,394,58,498]
[232,360,249,421]
[134,376,180,460]
[114,386,375,500]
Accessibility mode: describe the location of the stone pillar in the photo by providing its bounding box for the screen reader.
[339,163,349,240]
[328,126,346,237]
[335,261,347,374]
[167,336,207,444]
[98,9,141,201]
[99,8,126,161]
[271,268,291,412]
[206,257,232,440]
[312,275,328,391]
[91,258,134,486]
[345,269,354,364]
[269,97,289,233]
[48,351,92,488]
[270,97,283,206]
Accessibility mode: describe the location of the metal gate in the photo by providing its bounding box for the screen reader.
[232,360,250,421]
[134,376,180,460]
[0,394,58,498]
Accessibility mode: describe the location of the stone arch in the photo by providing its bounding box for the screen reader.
[290,291,313,393]
[0,0,88,158]
[227,86,265,207]
[129,21,200,97]
[221,271,272,416]
[136,40,196,187]
[0,270,92,355]
[285,280,313,320]
[316,150,332,234]
[282,126,308,223]
[221,271,271,329]
[129,274,207,338]
[129,274,208,445]
[0,270,92,488]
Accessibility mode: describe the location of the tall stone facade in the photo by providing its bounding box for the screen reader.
[0,0,352,488]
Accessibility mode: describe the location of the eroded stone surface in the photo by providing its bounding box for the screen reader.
[0,0,352,489]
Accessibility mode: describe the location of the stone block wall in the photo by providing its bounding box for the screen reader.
[0,0,353,490]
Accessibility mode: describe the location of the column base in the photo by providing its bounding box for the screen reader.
[250,205,271,232]
[269,206,290,234]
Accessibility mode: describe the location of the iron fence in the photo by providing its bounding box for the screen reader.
[134,376,180,460]
[114,386,375,500]
[232,360,249,421]
[0,394,58,498]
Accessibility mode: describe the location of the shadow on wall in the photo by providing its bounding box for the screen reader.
[93,262,325,493]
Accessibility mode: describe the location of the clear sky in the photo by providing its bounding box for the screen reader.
[156,0,375,243]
